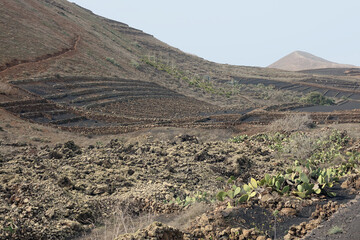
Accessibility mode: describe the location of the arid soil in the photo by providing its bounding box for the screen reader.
[0,35,80,73]
[0,131,286,239]
[1,123,359,240]
[300,68,360,77]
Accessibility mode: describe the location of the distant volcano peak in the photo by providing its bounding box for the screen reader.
[268,51,356,71]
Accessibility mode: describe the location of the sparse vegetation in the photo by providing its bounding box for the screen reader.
[106,57,123,69]
[169,191,211,207]
[218,129,359,204]
[142,56,233,97]
[130,59,140,69]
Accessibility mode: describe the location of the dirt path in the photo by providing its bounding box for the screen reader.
[304,194,360,240]
[0,35,81,75]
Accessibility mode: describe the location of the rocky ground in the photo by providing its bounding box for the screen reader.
[0,126,359,240]
[0,132,286,239]
[304,194,360,240]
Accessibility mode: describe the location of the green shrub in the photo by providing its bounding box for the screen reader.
[230,134,248,143]
[302,92,335,105]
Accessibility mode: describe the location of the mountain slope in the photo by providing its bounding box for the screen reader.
[268,51,356,71]
[0,0,312,85]
[1,0,318,115]
[1,0,360,131]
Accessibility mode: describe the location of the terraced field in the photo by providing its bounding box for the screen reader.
[2,76,360,134]
[0,99,109,128]
[0,77,233,133]
[12,77,220,118]
[232,76,360,112]
[239,109,360,125]
[299,68,360,77]
[233,77,360,99]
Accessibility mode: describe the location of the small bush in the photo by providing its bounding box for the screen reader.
[328,226,343,235]
[281,132,324,160]
[106,57,123,69]
[268,114,315,132]
[302,92,335,105]
[130,60,140,69]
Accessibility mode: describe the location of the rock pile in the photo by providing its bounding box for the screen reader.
[284,201,340,239]
[0,136,282,239]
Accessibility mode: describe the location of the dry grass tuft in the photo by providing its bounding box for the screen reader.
[78,202,209,240]
[79,202,154,240]
[268,114,315,132]
[160,202,208,230]
[281,131,330,161]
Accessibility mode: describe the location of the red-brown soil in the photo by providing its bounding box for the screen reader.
[0,35,80,74]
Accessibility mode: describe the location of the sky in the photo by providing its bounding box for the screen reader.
[70,0,360,67]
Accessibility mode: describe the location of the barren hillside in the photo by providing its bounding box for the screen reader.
[1,0,360,132]
[0,0,297,87]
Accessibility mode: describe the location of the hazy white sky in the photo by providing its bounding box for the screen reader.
[70,0,360,67]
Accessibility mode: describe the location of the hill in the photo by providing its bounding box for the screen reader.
[0,0,308,132]
[0,0,292,94]
[268,51,357,71]
[1,0,360,133]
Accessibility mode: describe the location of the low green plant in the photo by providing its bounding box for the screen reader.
[283,165,337,198]
[4,220,17,235]
[301,92,335,105]
[216,156,359,202]
[258,173,290,195]
[256,132,287,151]
[273,210,279,240]
[216,177,259,206]
[230,134,248,143]
[215,176,225,182]
[170,191,210,206]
